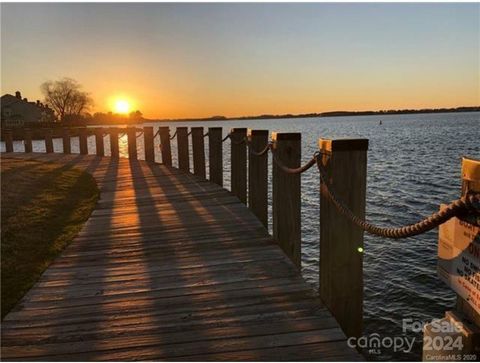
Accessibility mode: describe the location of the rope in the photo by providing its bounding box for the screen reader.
[203,132,209,138]
[230,135,247,145]
[154,128,161,138]
[170,131,177,140]
[316,157,480,239]
[271,149,318,174]
[187,131,192,136]
[119,132,126,138]
[249,142,272,157]
[136,131,144,138]
[222,134,230,142]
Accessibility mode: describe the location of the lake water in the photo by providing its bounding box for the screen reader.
[2,112,479,360]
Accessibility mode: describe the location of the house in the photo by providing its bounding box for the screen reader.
[1,91,55,128]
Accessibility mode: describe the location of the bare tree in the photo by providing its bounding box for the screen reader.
[41,78,93,121]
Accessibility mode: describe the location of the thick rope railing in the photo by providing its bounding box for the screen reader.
[315,156,480,238]
[169,131,177,140]
[270,148,318,174]
[249,142,272,157]
[245,140,480,238]
[203,132,209,138]
[153,128,161,138]
[230,135,247,145]
[136,131,144,138]
[187,130,192,136]
[222,134,230,142]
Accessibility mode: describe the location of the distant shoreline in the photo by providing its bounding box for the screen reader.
[146,106,480,123]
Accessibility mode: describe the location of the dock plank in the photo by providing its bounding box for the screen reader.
[1,153,362,361]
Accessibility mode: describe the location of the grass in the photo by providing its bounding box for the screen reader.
[1,158,99,318]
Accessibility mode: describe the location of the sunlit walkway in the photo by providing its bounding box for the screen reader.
[2,153,361,361]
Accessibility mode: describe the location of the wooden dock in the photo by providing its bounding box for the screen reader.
[1,153,362,361]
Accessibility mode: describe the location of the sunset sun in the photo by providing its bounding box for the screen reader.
[114,99,131,114]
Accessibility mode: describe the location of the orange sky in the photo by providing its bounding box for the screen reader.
[2,3,479,119]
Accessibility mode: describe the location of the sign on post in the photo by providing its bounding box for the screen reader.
[438,210,480,315]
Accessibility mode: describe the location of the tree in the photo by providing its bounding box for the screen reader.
[40,78,93,121]
[129,110,143,122]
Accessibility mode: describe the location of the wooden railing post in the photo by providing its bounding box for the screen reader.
[127,127,137,160]
[208,127,223,186]
[109,127,119,158]
[248,129,269,228]
[79,127,88,155]
[144,126,155,162]
[230,128,248,204]
[318,138,368,339]
[95,127,104,156]
[24,129,32,153]
[177,127,190,172]
[4,129,13,153]
[191,127,206,179]
[45,129,54,153]
[62,128,71,154]
[158,127,172,166]
[272,132,301,267]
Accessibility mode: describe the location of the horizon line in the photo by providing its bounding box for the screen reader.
[147,105,480,122]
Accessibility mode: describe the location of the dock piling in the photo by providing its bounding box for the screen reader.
[45,129,53,153]
[62,128,71,154]
[272,132,301,268]
[79,127,88,155]
[248,129,269,228]
[109,127,119,158]
[127,127,137,160]
[4,129,13,153]
[208,127,223,186]
[191,127,206,179]
[24,129,32,153]
[176,127,190,172]
[318,138,368,339]
[158,127,172,166]
[230,128,248,204]
[144,126,155,162]
[95,127,104,156]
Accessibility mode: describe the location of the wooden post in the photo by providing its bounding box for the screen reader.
[158,127,172,166]
[62,128,71,154]
[127,127,137,160]
[109,127,119,158]
[4,129,13,152]
[95,127,104,156]
[144,126,155,162]
[191,127,206,179]
[248,129,269,228]
[79,127,88,155]
[318,138,368,339]
[177,127,190,172]
[208,127,223,186]
[45,129,54,153]
[272,132,301,267]
[24,129,32,153]
[230,128,248,204]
